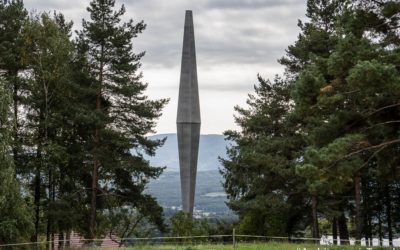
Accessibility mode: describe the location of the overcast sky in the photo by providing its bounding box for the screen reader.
[24,0,307,135]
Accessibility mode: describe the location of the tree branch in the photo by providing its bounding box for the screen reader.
[126,215,145,238]
[109,231,121,246]
[344,139,400,159]
[365,120,400,130]
[324,139,400,172]
[359,142,388,169]
[366,103,400,117]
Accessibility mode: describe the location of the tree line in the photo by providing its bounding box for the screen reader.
[221,0,400,243]
[0,0,168,247]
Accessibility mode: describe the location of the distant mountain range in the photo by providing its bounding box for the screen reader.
[146,133,232,172]
[145,134,234,215]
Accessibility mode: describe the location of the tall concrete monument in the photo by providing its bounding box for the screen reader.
[177,10,201,214]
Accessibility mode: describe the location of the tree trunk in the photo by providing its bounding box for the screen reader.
[32,170,41,243]
[52,173,56,250]
[89,43,105,240]
[385,184,393,244]
[12,72,19,164]
[311,194,319,239]
[51,231,55,250]
[354,174,362,240]
[90,159,98,240]
[378,210,383,242]
[43,86,52,250]
[46,166,52,250]
[59,232,64,249]
[332,217,337,244]
[33,136,43,243]
[65,230,70,248]
[365,212,372,240]
[34,106,46,244]
[338,212,349,241]
[362,177,372,239]
[46,218,50,250]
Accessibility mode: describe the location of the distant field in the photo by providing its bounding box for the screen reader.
[91,242,393,250]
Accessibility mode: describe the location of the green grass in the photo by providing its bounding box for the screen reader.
[85,242,396,250]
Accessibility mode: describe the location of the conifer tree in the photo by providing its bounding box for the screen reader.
[77,0,168,239]
[223,0,400,240]
[23,12,75,246]
[0,0,27,170]
[288,0,400,240]
[221,76,307,235]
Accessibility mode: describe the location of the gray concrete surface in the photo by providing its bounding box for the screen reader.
[177,10,201,214]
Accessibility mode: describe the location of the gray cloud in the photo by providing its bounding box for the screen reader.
[127,0,306,69]
[206,0,304,9]
[25,0,77,10]
[23,0,307,133]
[25,0,306,68]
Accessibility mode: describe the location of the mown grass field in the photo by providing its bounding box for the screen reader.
[88,242,394,250]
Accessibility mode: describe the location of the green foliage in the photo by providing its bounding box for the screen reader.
[224,0,400,240]
[82,242,394,250]
[0,79,32,243]
[0,0,27,70]
[170,212,209,237]
[221,76,308,236]
[291,0,400,239]
[347,60,400,95]
[76,0,168,238]
[105,203,164,244]
[297,134,365,194]
[293,65,326,113]
[0,0,168,244]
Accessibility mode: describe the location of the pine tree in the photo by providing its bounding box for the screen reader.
[22,12,75,245]
[0,0,27,167]
[77,0,168,239]
[221,76,307,235]
[223,0,400,240]
[291,0,400,240]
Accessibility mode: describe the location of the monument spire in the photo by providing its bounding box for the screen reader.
[177,10,201,214]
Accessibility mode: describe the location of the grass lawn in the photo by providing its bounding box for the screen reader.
[89,242,393,250]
